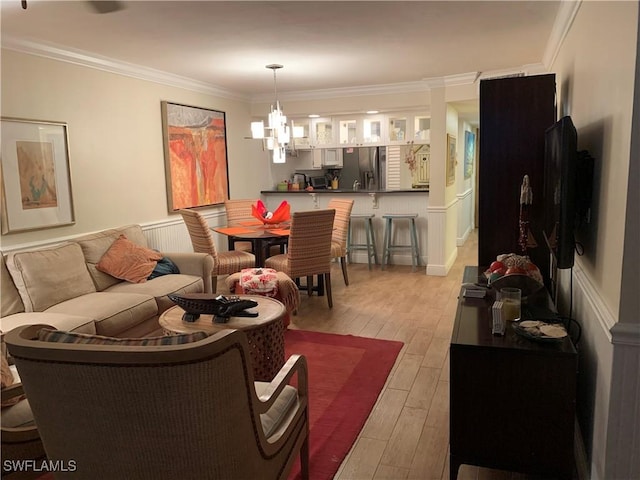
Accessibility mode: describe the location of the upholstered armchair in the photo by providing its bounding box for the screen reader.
[5,324,309,480]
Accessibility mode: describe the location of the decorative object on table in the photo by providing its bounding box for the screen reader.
[446,133,457,186]
[161,101,229,212]
[513,319,568,342]
[498,287,521,321]
[1,117,75,234]
[518,174,538,254]
[251,199,290,225]
[484,253,544,297]
[464,130,475,179]
[249,64,304,164]
[168,293,258,323]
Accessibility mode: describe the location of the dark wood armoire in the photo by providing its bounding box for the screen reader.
[478,74,556,287]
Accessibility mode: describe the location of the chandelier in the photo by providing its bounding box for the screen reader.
[251,64,302,163]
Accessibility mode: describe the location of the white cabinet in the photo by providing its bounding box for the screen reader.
[337,114,385,146]
[311,149,323,169]
[322,148,343,167]
[290,117,336,149]
[387,112,430,145]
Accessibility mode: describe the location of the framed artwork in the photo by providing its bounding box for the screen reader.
[446,133,457,186]
[464,130,475,179]
[161,101,229,212]
[0,117,75,234]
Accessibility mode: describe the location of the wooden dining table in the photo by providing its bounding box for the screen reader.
[212,220,290,267]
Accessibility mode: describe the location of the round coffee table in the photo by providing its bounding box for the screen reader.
[159,295,286,381]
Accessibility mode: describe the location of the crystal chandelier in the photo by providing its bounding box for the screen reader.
[251,64,302,163]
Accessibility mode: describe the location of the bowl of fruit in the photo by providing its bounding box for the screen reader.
[485,253,544,297]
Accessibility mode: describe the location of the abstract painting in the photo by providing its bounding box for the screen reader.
[1,118,75,234]
[464,130,475,179]
[161,102,229,212]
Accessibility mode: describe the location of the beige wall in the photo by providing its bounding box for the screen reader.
[551,2,638,479]
[1,49,265,248]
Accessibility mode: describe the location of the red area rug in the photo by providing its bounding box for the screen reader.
[285,329,404,480]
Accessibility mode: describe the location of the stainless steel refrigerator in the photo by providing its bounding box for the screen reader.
[340,146,386,190]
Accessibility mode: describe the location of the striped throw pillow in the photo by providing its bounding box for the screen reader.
[38,329,209,346]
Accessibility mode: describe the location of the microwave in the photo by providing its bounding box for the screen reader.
[310,176,328,189]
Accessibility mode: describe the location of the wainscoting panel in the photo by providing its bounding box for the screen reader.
[457,188,473,246]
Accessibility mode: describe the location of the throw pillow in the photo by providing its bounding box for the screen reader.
[148,256,180,280]
[96,234,163,284]
[38,328,209,346]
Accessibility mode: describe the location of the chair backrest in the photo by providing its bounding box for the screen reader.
[5,325,307,479]
[287,209,335,278]
[224,199,257,225]
[327,199,354,250]
[179,209,218,261]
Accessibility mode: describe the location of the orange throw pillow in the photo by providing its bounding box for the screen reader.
[96,234,163,283]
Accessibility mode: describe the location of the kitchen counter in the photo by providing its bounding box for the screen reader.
[261,189,428,194]
[260,189,428,270]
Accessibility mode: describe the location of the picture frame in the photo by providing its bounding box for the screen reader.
[1,117,75,234]
[464,130,475,179]
[161,101,229,212]
[446,133,457,186]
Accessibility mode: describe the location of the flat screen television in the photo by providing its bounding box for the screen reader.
[543,116,578,269]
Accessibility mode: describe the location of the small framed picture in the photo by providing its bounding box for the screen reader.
[1,117,75,234]
[447,133,457,186]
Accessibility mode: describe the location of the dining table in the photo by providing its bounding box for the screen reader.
[212,220,290,267]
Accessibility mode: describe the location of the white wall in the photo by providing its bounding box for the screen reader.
[0,49,264,249]
[551,2,639,479]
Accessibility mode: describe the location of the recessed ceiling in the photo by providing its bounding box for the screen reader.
[1,1,561,99]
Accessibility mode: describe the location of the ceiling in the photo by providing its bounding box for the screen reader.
[2,0,562,104]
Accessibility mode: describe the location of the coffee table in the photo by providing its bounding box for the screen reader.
[159,295,286,381]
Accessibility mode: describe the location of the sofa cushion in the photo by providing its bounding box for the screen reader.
[1,397,35,428]
[1,254,24,317]
[96,234,163,284]
[105,274,204,314]
[76,225,150,291]
[37,328,208,346]
[0,312,96,335]
[254,381,299,439]
[44,292,157,337]
[5,243,96,312]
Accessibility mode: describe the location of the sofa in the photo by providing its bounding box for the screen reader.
[1,224,214,338]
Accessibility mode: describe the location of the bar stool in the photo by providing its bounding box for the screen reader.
[381,214,420,272]
[347,214,378,270]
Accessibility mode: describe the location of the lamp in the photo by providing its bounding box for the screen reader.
[251,64,302,163]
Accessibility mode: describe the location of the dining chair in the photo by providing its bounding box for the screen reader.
[327,198,354,286]
[224,199,256,252]
[179,209,255,292]
[266,209,336,308]
[224,199,288,258]
[5,324,309,480]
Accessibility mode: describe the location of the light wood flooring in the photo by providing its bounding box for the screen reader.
[218,229,565,480]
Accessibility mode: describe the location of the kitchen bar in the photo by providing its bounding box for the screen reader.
[260,190,428,270]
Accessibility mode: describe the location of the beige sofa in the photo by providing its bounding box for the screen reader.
[1,224,214,338]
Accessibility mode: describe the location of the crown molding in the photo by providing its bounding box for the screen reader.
[2,36,249,101]
[543,0,582,69]
[253,80,431,103]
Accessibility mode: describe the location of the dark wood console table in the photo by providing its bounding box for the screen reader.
[450,266,577,480]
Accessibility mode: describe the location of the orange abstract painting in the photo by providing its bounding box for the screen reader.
[161,102,229,211]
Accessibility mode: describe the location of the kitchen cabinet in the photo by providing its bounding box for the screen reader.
[289,116,336,149]
[322,148,343,167]
[337,114,385,146]
[387,112,430,145]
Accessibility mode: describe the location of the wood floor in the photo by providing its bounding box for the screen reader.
[218,229,564,480]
